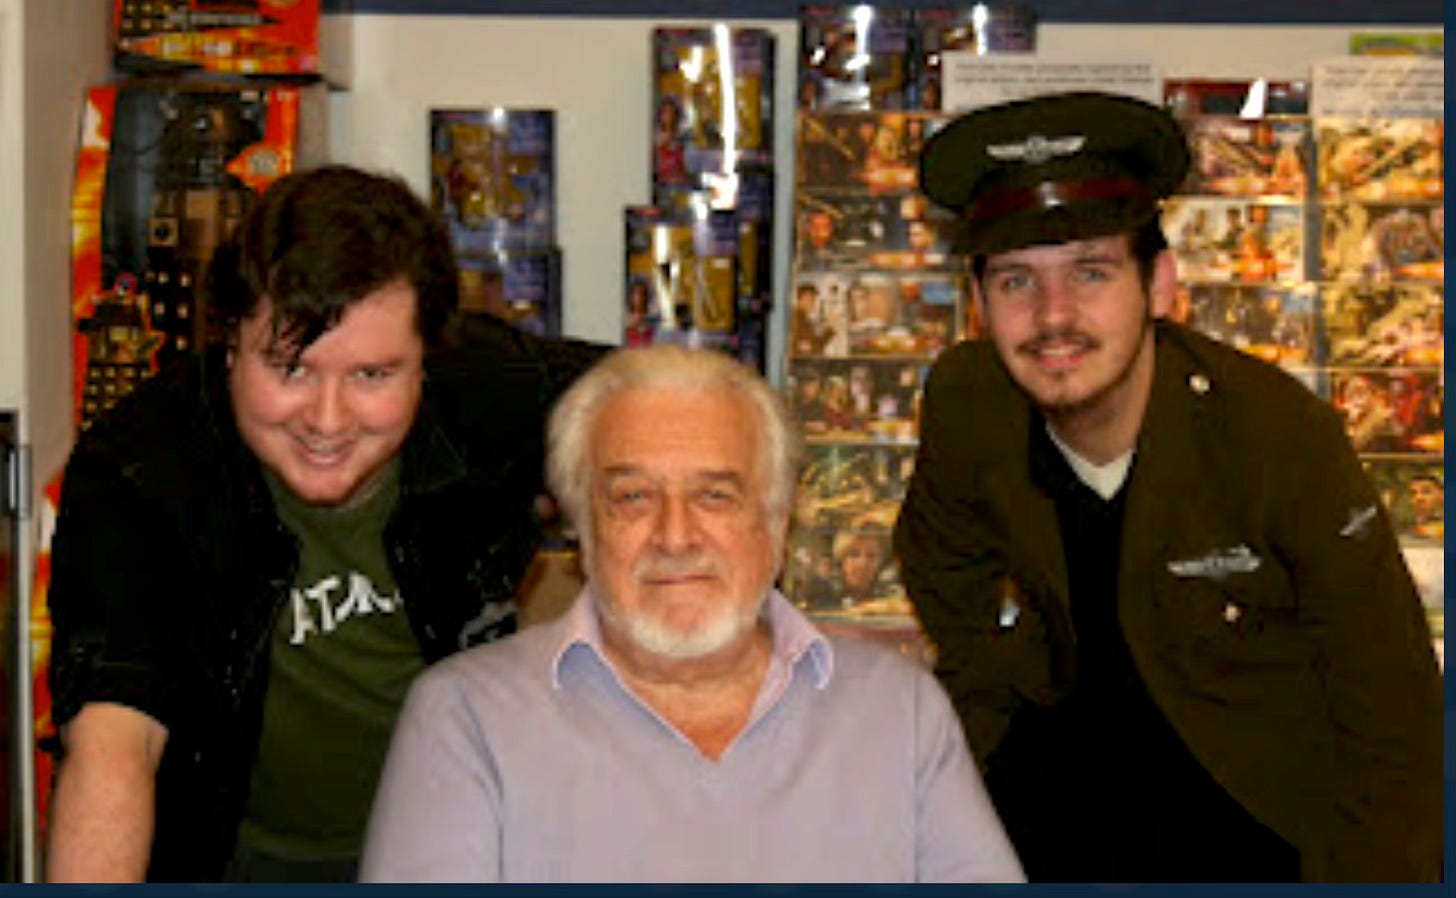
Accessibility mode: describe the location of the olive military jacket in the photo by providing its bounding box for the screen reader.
[894,321,1441,882]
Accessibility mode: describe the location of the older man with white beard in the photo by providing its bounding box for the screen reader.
[358,345,1023,884]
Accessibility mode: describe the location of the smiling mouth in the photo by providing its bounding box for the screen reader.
[295,439,351,467]
[1020,333,1097,367]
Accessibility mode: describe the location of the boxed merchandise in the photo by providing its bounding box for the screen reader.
[70,80,327,428]
[795,110,945,192]
[1315,117,1444,203]
[790,269,962,360]
[912,5,1035,110]
[1164,79,1311,118]
[1181,283,1318,369]
[798,5,913,111]
[112,0,325,76]
[1320,202,1444,283]
[651,27,775,201]
[1321,282,1443,368]
[430,108,556,254]
[1181,117,1311,198]
[1329,368,1444,455]
[457,250,562,338]
[1162,198,1305,283]
[795,191,960,269]
[623,205,739,353]
[786,356,926,445]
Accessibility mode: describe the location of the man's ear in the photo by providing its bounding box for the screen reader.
[1149,249,1179,319]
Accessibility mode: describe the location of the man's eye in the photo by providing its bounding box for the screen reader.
[1075,267,1112,283]
[611,489,651,506]
[995,273,1031,293]
[698,487,739,508]
[272,361,307,381]
[355,367,391,382]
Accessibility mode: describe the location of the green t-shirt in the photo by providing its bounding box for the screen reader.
[237,461,426,862]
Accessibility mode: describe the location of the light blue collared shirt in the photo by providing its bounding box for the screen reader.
[361,588,1023,883]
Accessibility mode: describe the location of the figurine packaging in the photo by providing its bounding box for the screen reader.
[650,27,775,201]
[623,205,739,353]
[457,250,562,338]
[430,108,556,255]
[912,5,1036,110]
[798,5,914,111]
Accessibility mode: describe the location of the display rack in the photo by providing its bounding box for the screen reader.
[1163,71,1444,657]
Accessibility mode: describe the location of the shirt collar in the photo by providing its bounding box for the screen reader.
[550,586,834,690]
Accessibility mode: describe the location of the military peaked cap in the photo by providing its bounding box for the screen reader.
[919,91,1190,254]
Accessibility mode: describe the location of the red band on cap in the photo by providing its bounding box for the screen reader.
[965,177,1155,227]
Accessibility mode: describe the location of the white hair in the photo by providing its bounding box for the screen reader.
[546,344,800,551]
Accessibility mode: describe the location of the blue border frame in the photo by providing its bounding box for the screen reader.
[321,0,1443,25]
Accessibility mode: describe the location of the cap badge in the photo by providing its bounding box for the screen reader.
[986,134,1085,165]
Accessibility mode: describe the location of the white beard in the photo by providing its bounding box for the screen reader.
[596,585,767,660]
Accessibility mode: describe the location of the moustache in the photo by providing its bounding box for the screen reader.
[634,552,720,582]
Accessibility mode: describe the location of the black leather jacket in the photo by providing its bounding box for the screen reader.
[47,315,603,881]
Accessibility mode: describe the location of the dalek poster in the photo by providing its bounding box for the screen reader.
[70,82,323,430]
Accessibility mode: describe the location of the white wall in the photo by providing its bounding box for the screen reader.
[325,15,1440,383]
[0,1,109,879]
[0,0,109,488]
[0,0,108,480]
[0,1,21,413]
[330,15,799,366]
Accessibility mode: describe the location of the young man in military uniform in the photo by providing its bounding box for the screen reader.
[44,165,603,882]
[894,92,1441,883]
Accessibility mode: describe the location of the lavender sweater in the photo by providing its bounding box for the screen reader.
[360,589,1024,883]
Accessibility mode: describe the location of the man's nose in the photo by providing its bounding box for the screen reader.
[652,493,700,552]
[1031,279,1076,329]
[303,379,349,434]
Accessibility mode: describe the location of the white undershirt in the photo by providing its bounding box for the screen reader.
[1045,424,1134,501]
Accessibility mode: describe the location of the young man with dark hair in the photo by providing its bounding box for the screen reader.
[45,165,603,882]
[895,92,1441,883]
